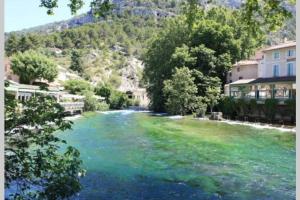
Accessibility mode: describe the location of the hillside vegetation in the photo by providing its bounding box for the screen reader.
[5,0,295,93]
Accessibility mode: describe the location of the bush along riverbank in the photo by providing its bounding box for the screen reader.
[217,97,296,126]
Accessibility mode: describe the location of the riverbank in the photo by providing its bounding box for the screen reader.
[65,110,296,133]
[216,119,296,133]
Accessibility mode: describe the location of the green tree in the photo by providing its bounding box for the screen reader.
[205,86,221,113]
[143,16,189,111]
[83,90,99,111]
[190,96,207,118]
[94,84,111,103]
[185,0,294,33]
[242,0,294,33]
[5,33,20,56]
[191,70,221,97]
[39,0,113,16]
[63,79,93,94]
[62,37,74,49]
[70,50,84,73]
[163,67,198,115]
[18,35,41,53]
[11,50,58,84]
[143,11,240,111]
[5,92,84,199]
[109,90,130,109]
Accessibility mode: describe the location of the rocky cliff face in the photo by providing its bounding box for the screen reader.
[19,0,177,34]
[11,0,295,35]
[118,57,144,92]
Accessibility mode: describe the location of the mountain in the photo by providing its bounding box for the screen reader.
[9,0,178,35]
[5,0,296,93]
[8,0,295,44]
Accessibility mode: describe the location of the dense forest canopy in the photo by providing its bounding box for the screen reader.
[143,6,266,111]
[5,14,162,58]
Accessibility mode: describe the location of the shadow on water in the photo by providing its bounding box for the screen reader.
[75,172,220,200]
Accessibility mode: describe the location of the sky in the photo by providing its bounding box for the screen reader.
[5,0,92,32]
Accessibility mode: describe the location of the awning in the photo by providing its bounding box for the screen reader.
[250,76,296,84]
[229,79,256,85]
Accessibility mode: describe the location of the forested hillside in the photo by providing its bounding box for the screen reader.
[4,0,295,95]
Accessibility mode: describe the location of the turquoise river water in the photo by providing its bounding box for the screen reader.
[58,111,295,200]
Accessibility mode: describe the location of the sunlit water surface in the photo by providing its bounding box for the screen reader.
[58,111,295,200]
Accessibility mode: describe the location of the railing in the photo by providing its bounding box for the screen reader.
[231,89,295,100]
[59,102,84,111]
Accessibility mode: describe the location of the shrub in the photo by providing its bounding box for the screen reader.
[249,99,258,115]
[264,99,278,122]
[94,84,112,103]
[236,98,249,117]
[64,79,93,95]
[109,91,130,109]
[97,101,110,111]
[193,101,207,118]
[219,96,236,119]
[285,99,296,123]
[83,91,99,111]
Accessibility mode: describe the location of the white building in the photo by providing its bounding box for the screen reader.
[225,41,296,101]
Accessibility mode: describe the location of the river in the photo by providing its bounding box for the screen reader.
[58,110,295,200]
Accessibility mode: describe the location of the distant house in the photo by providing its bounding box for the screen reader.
[227,60,259,84]
[224,41,296,102]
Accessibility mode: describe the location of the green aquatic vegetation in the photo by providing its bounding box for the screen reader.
[136,114,295,199]
[58,112,295,200]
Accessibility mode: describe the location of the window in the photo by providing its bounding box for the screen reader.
[239,76,243,80]
[287,49,295,57]
[287,63,294,76]
[274,89,290,99]
[273,65,279,77]
[237,67,240,72]
[229,72,232,77]
[273,52,280,60]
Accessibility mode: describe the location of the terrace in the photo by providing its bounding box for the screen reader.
[226,76,296,103]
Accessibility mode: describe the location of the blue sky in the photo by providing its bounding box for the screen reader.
[5,0,92,32]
